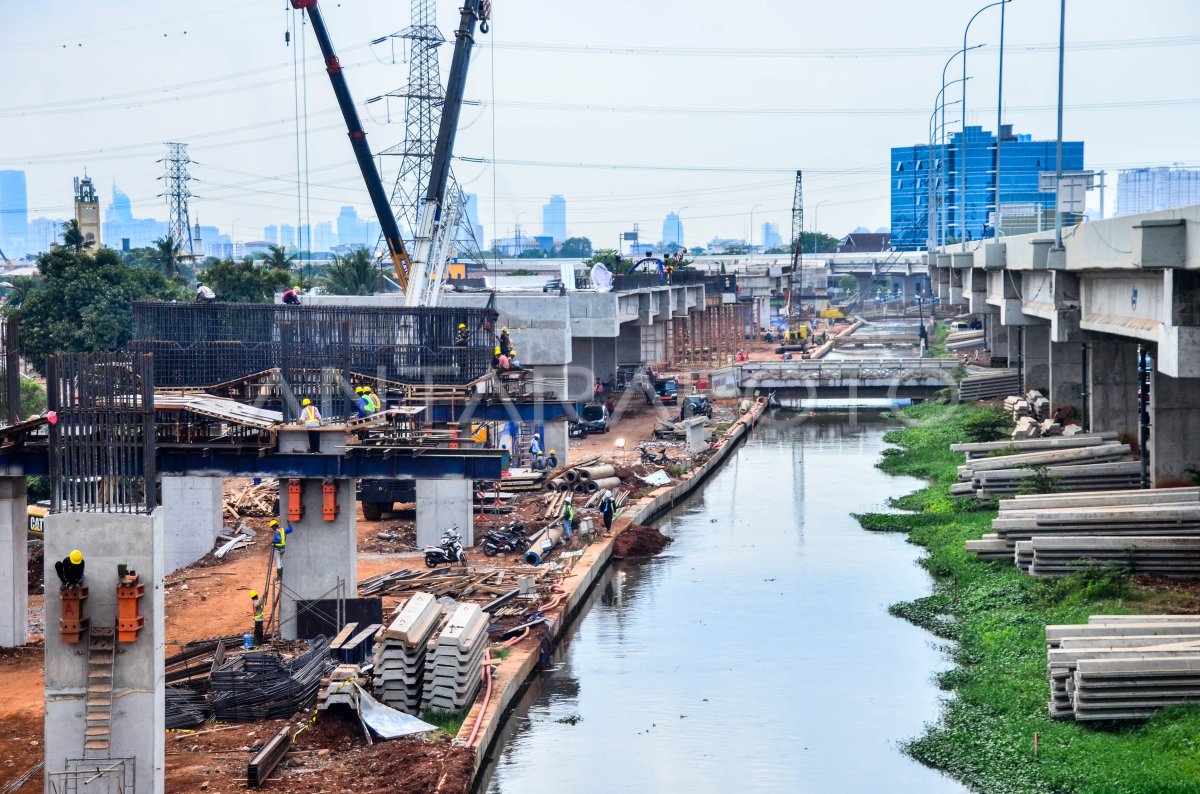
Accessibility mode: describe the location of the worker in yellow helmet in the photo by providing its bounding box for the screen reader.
[300,398,321,452]
[363,386,380,413]
[55,549,85,587]
[269,518,293,573]
[498,326,513,357]
[283,285,302,305]
[454,322,470,347]
[250,590,265,646]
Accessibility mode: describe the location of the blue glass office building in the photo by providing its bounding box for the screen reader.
[890,125,1084,250]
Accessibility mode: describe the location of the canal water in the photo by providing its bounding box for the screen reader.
[483,413,965,793]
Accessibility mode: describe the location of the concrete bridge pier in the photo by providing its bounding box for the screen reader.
[279,477,356,641]
[1022,325,1051,394]
[1149,370,1200,488]
[0,477,26,647]
[1087,338,1139,439]
[43,509,166,794]
[542,419,571,468]
[901,274,921,304]
[986,322,1010,362]
[854,274,874,301]
[1049,341,1085,420]
[162,476,224,574]
[416,478,474,549]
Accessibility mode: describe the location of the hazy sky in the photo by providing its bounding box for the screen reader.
[4,0,1199,248]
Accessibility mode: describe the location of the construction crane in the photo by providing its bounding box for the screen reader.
[290,0,489,305]
[788,170,805,317]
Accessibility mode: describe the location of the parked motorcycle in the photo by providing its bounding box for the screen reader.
[424,528,468,568]
[638,444,671,466]
[482,521,530,557]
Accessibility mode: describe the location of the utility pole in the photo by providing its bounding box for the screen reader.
[159,142,195,257]
[1053,0,1067,251]
[789,171,805,317]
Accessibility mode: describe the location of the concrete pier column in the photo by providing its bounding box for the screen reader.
[279,478,356,641]
[1022,325,1051,394]
[415,478,474,549]
[44,508,165,794]
[0,477,26,647]
[1049,341,1084,420]
[1087,339,1139,439]
[900,274,918,305]
[161,476,224,575]
[1149,370,1200,488]
[854,274,873,301]
[542,419,571,469]
[986,321,1010,362]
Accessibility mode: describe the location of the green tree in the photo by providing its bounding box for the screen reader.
[150,235,183,278]
[767,231,841,255]
[60,219,92,253]
[320,248,377,296]
[558,237,593,258]
[201,257,292,303]
[837,275,857,294]
[257,244,296,270]
[15,247,177,372]
[582,248,624,272]
[518,248,547,259]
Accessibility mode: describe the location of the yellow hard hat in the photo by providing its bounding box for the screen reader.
[501,326,509,333]
[249,590,258,599]
[69,549,82,565]
[549,449,557,455]
[302,398,311,406]
[355,386,364,394]
[269,519,279,528]
[363,386,372,393]
[293,285,301,291]
[458,323,466,329]
[494,346,501,354]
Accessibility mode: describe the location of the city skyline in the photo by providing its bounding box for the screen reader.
[5,1,1197,261]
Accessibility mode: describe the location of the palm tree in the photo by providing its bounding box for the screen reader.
[151,235,183,278]
[320,248,378,296]
[257,244,296,270]
[60,219,92,253]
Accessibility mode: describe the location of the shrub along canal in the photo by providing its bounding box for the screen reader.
[483,412,966,793]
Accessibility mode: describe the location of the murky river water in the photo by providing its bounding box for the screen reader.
[483,413,966,793]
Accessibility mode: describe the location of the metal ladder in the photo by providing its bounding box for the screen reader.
[84,627,115,756]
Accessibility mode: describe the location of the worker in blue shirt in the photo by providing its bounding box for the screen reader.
[530,433,544,470]
[269,518,293,574]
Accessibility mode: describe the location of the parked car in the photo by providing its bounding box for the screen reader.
[679,394,712,420]
[543,278,564,293]
[654,378,678,405]
[578,403,610,434]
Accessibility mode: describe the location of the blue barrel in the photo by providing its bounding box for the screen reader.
[243,633,254,649]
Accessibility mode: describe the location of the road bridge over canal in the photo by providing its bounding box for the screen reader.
[712,358,962,399]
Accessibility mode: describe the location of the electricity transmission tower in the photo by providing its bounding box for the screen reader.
[789,170,805,316]
[378,0,483,273]
[159,142,195,257]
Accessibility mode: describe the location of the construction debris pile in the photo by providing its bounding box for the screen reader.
[224,479,278,519]
[371,594,486,715]
[966,488,1200,578]
[1047,615,1200,721]
[950,431,1140,499]
[1005,390,1083,439]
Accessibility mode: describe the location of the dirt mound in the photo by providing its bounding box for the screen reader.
[614,524,672,558]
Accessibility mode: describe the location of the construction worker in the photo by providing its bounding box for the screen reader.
[195,281,216,303]
[269,518,293,573]
[546,449,559,469]
[363,386,380,412]
[561,496,574,542]
[301,397,321,452]
[529,433,544,470]
[498,326,512,356]
[250,590,265,646]
[282,285,302,305]
[492,346,502,368]
[355,386,368,418]
[599,490,616,536]
[55,549,85,587]
[454,323,470,347]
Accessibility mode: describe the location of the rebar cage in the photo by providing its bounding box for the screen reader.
[47,353,156,514]
[0,316,20,426]
[129,302,497,390]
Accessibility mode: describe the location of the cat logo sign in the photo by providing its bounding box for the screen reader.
[27,504,48,536]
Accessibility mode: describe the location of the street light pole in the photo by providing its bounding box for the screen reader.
[1053,0,1067,250]
[930,81,969,250]
[749,203,763,250]
[939,43,984,249]
[813,200,830,236]
[961,1,1009,251]
[993,0,1008,239]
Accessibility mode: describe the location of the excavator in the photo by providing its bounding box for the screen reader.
[290,0,490,306]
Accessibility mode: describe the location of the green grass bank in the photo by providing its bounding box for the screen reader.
[857,401,1200,794]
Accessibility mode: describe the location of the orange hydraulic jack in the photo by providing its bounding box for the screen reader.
[288,479,304,522]
[322,479,338,521]
[116,572,145,643]
[59,585,89,644]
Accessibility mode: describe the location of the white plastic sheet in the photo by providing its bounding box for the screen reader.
[355,684,437,739]
[590,262,613,292]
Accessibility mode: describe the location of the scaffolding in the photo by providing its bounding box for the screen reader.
[129,303,497,392]
[0,316,19,426]
[664,301,749,369]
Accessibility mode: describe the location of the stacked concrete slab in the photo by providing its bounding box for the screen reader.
[965,489,1200,579]
[1045,616,1200,720]
[951,442,1136,498]
[372,592,443,715]
[422,603,486,713]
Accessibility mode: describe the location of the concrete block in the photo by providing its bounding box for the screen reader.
[279,478,356,641]
[0,477,27,647]
[383,592,439,646]
[44,508,165,794]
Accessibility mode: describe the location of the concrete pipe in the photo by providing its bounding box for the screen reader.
[525,524,564,566]
[548,478,569,491]
[584,476,622,494]
[578,464,616,481]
